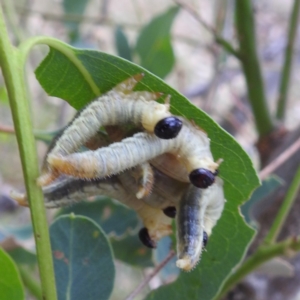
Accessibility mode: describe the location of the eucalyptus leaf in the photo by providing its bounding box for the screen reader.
[135,7,179,78]
[241,175,283,226]
[62,0,90,42]
[35,38,259,299]
[56,197,140,238]
[111,234,153,268]
[50,215,115,300]
[115,26,132,61]
[0,248,24,300]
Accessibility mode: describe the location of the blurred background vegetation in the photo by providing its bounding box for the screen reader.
[0,0,300,299]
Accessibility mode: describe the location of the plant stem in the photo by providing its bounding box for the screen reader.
[276,0,300,120]
[175,0,241,58]
[0,6,57,300]
[264,166,300,245]
[216,237,300,299]
[235,0,274,137]
[19,265,43,300]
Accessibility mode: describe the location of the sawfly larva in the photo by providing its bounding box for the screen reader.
[176,178,225,271]
[11,169,225,270]
[37,74,182,186]
[12,170,174,245]
[47,119,220,189]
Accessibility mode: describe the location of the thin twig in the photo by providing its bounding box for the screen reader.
[216,236,300,299]
[125,250,175,300]
[264,165,300,245]
[174,0,240,58]
[14,5,139,28]
[0,124,15,134]
[259,137,300,180]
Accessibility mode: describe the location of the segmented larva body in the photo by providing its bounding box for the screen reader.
[176,178,225,271]
[118,164,187,208]
[43,174,173,243]
[48,120,220,183]
[38,74,172,186]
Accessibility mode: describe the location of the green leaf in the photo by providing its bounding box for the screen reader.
[241,175,284,226]
[62,0,90,42]
[56,197,140,238]
[56,198,153,267]
[115,26,132,61]
[35,39,259,299]
[135,7,179,78]
[0,248,24,300]
[50,214,115,300]
[111,234,153,268]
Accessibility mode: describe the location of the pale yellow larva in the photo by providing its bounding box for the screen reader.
[37,74,173,186]
[47,119,220,188]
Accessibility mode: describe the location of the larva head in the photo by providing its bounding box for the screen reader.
[154,117,182,139]
[141,101,172,133]
[189,168,216,188]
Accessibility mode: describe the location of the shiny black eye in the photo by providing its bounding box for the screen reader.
[203,231,208,248]
[163,206,176,218]
[154,117,182,139]
[189,168,215,188]
[138,227,156,248]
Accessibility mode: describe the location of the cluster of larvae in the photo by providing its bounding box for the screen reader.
[12,74,225,271]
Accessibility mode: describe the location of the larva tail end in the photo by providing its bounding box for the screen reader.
[36,172,59,187]
[48,154,98,179]
[10,190,29,207]
[153,92,164,100]
[132,73,145,82]
[176,257,193,271]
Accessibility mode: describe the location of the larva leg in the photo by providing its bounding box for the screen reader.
[129,163,154,199]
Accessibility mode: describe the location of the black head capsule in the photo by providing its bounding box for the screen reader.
[189,168,215,188]
[163,206,177,218]
[202,231,208,248]
[154,117,182,139]
[138,227,156,248]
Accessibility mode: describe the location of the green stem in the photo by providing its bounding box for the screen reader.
[276,0,300,120]
[19,265,43,300]
[264,166,300,245]
[0,6,57,300]
[235,0,274,137]
[216,237,300,299]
